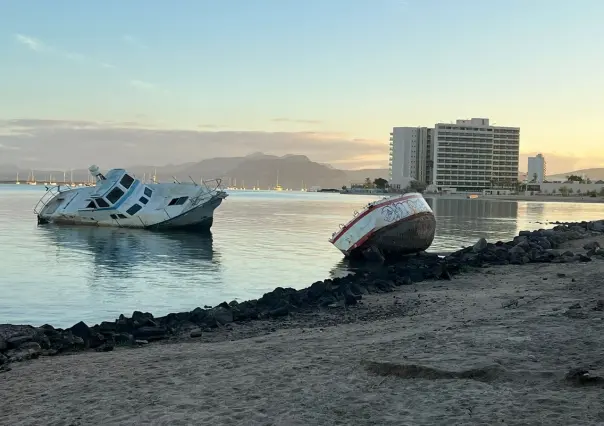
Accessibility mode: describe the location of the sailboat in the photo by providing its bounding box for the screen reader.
[27,170,37,185]
[15,172,20,185]
[273,170,283,191]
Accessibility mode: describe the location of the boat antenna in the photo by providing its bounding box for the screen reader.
[172,176,181,184]
[188,175,198,186]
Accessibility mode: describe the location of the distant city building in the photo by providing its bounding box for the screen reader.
[527,153,546,183]
[388,127,433,190]
[389,118,520,192]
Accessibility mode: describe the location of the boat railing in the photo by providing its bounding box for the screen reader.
[33,184,73,215]
[201,178,223,193]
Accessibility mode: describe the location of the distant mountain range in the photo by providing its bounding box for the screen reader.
[0,153,389,189]
[547,168,604,181]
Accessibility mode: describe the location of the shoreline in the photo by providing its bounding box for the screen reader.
[1,222,604,423]
[2,220,603,363]
[342,192,604,204]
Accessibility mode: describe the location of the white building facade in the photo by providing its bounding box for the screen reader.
[527,153,546,183]
[389,118,520,192]
[389,127,433,190]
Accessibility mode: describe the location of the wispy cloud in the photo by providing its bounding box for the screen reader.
[14,34,46,52]
[13,33,116,70]
[123,35,148,50]
[130,79,156,91]
[0,143,20,151]
[129,79,170,95]
[272,118,323,125]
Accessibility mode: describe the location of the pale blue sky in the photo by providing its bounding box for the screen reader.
[1,0,603,171]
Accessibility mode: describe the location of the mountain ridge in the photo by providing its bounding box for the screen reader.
[0,153,389,189]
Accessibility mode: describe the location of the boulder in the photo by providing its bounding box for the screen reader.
[583,241,600,251]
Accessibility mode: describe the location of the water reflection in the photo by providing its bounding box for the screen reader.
[38,226,219,279]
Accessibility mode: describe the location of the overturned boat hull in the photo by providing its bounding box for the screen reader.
[329,192,436,260]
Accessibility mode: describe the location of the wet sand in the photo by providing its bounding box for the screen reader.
[1,237,604,425]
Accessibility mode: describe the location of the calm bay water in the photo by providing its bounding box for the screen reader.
[1,184,602,327]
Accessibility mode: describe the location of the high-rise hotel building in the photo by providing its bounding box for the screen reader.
[389,118,519,192]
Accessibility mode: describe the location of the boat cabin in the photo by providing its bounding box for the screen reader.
[81,168,153,218]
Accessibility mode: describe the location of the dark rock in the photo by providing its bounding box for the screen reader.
[583,241,600,251]
[565,368,604,386]
[133,326,168,341]
[69,321,91,342]
[190,329,202,338]
[593,300,604,311]
[0,336,6,351]
[114,333,133,345]
[472,238,487,253]
[208,306,234,326]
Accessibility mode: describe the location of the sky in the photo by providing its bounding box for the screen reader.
[1,0,603,173]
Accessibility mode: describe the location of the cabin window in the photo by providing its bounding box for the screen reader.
[95,198,110,208]
[126,204,143,216]
[139,197,148,204]
[106,187,125,204]
[110,214,118,220]
[117,214,127,219]
[120,174,134,189]
[144,187,153,198]
[86,200,97,209]
[168,196,189,206]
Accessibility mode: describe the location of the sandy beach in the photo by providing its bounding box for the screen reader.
[1,233,604,425]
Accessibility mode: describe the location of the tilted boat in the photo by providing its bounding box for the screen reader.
[329,192,436,261]
[35,165,227,231]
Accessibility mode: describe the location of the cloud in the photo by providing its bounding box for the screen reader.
[129,79,156,90]
[123,35,148,50]
[14,34,46,51]
[13,33,116,70]
[0,143,20,150]
[129,79,169,94]
[271,118,324,125]
[0,119,387,170]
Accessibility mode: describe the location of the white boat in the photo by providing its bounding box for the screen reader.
[34,165,228,231]
[329,192,436,261]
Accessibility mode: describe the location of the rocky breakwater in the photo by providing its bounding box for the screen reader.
[1,219,603,370]
[446,219,604,267]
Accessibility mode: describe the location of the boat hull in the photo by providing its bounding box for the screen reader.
[35,168,227,233]
[330,192,436,260]
[354,211,435,259]
[146,196,223,232]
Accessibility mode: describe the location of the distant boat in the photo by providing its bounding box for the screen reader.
[35,165,228,231]
[27,170,37,185]
[15,172,20,185]
[273,170,283,191]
